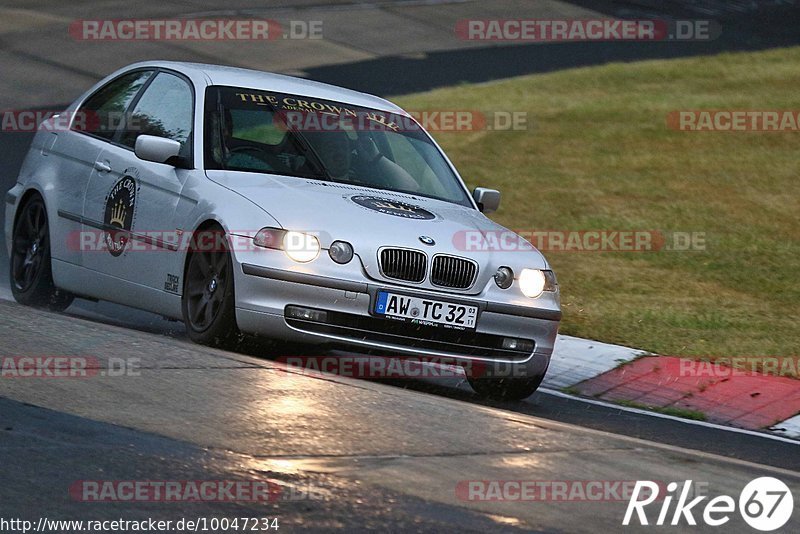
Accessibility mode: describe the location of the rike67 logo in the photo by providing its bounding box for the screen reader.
[624,477,794,531]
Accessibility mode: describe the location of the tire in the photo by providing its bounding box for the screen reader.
[9,194,74,311]
[468,373,546,401]
[182,227,239,348]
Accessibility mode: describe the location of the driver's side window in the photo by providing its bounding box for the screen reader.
[73,70,153,141]
[118,72,194,160]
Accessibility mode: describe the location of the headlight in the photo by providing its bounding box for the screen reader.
[329,240,354,264]
[283,231,320,263]
[519,269,546,298]
[518,269,557,298]
[494,266,514,289]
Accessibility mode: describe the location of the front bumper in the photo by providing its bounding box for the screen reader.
[234,261,560,378]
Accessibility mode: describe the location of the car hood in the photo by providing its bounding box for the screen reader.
[208,171,548,290]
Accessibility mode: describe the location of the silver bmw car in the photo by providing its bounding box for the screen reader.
[5,61,560,399]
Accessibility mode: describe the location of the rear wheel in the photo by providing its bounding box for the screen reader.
[9,195,74,311]
[468,374,546,401]
[182,227,239,348]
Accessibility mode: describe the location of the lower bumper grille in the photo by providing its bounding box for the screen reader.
[285,307,534,360]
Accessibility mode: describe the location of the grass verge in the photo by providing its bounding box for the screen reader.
[616,400,707,421]
[396,47,800,374]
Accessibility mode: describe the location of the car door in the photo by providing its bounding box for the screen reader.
[51,69,153,267]
[81,70,195,303]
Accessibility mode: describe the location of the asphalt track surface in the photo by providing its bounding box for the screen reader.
[1,300,799,532]
[2,0,800,531]
[305,2,800,95]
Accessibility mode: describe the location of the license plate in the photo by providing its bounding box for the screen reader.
[374,291,478,329]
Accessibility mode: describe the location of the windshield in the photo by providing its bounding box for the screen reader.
[204,86,472,206]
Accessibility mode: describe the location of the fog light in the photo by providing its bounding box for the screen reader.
[286,306,328,322]
[329,240,354,264]
[494,266,514,289]
[502,338,534,353]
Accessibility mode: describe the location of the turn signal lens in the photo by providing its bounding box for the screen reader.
[253,228,285,249]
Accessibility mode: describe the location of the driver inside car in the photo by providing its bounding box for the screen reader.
[304,130,353,180]
[303,130,420,193]
[217,108,277,172]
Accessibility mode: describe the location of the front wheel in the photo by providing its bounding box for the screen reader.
[182,228,239,348]
[9,195,74,311]
[468,374,546,401]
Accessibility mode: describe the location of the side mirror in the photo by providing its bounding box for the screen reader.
[134,135,182,165]
[472,187,501,213]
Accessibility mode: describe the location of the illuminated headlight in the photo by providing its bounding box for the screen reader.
[519,269,558,298]
[283,231,320,263]
[252,228,320,262]
[329,241,354,264]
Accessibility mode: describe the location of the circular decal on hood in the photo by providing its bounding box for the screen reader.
[350,195,435,220]
[103,176,137,256]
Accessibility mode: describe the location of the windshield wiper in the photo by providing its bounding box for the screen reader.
[285,130,336,183]
[243,97,335,182]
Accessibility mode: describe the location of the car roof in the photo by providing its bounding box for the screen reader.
[128,61,406,114]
